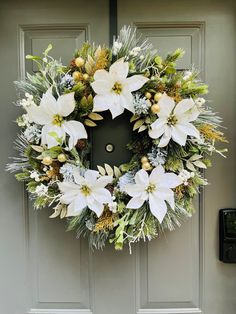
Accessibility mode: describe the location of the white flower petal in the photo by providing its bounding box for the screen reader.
[108,95,125,118]
[174,98,195,116]
[149,118,166,139]
[84,170,99,185]
[67,202,78,216]
[140,191,149,201]
[95,176,113,188]
[94,69,110,81]
[40,87,58,116]
[58,181,76,193]
[92,188,112,203]
[58,181,79,200]
[45,125,65,148]
[154,188,174,202]
[158,125,172,147]
[149,166,165,183]
[57,92,75,117]
[119,92,134,114]
[125,75,149,91]
[165,194,175,210]
[73,169,85,185]
[135,169,149,186]
[27,104,52,125]
[158,173,182,188]
[171,125,187,146]
[177,123,200,139]
[127,197,145,209]
[91,79,113,94]
[110,58,129,79]
[45,135,60,148]
[62,120,87,150]
[125,184,145,197]
[67,195,87,216]
[183,106,200,122]
[88,199,104,217]
[93,94,112,112]
[60,190,79,204]
[41,125,49,146]
[149,194,167,223]
[158,94,175,118]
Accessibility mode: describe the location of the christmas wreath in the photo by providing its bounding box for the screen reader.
[8,26,227,251]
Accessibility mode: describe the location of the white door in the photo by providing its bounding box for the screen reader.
[0,1,235,314]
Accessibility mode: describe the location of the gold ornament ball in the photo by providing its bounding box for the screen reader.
[42,156,53,166]
[151,103,160,114]
[145,92,152,99]
[75,57,85,67]
[142,161,152,171]
[57,153,67,163]
[141,156,148,163]
[46,170,54,178]
[154,92,162,102]
[83,73,89,81]
[72,71,82,81]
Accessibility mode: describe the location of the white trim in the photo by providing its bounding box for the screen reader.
[137,308,202,314]
[28,309,92,314]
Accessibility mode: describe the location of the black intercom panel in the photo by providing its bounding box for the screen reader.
[219,208,236,263]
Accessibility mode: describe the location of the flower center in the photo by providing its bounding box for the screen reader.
[52,114,63,126]
[80,185,91,196]
[112,82,123,94]
[167,114,178,126]
[146,183,156,193]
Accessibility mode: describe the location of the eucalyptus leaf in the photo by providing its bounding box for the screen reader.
[84,119,97,127]
[133,119,144,131]
[97,165,106,176]
[104,163,114,176]
[138,125,147,132]
[114,166,121,178]
[88,112,103,121]
[193,160,207,169]
[31,145,44,153]
[49,209,61,219]
[186,160,195,171]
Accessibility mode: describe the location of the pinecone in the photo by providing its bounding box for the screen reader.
[76,139,87,150]
[106,183,114,194]
[69,58,77,71]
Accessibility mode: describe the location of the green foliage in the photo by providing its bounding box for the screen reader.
[34,195,50,209]
[165,48,185,63]
[42,146,63,158]
[165,156,183,172]
[27,180,39,193]
[15,171,30,181]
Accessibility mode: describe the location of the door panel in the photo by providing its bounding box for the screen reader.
[133,23,202,313]
[0,1,108,314]
[137,25,203,71]
[24,23,93,312]
[118,1,236,314]
[23,26,88,73]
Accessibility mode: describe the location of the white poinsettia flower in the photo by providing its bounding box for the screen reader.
[26,88,87,149]
[91,58,149,119]
[149,94,200,147]
[125,166,182,223]
[58,169,113,217]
